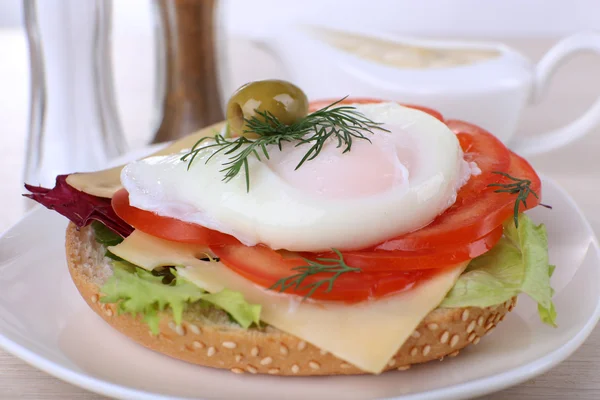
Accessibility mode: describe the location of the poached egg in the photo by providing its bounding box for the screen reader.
[121,103,474,252]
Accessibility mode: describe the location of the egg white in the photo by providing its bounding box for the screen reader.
[121,103,471,252]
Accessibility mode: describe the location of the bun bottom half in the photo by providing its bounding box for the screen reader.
[66,222,515,376]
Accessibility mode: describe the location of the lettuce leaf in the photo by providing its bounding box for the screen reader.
[200,289,261,328]
[441,214,556,326]
[92,221,124,247]
[100,262,261,334]
[538,265,557,327]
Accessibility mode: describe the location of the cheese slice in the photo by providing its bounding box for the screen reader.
[109,230,467,374]
[66,122,226,198]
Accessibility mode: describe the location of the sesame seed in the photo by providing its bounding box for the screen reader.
[486,315,495,325]
[207,346,216,357]
[235,354,243,362]
[250,346,259,357]
[280,344,289,356]
[222,341,237,349]
[168,321,176,331]
[188,323,201,335]
[487,325,496,334]
[477,316,485,327]
[104,308,113,317]
[494,313,503,323]
[440,331,450,344]
[297,341,307,351]
[513,298,518,306]
[504,300,512,309]
[308,361,321,370]
[247,365,257,374]
[467,320,476,334]
[340,363,352,369]
[450,334,459,348]
[231,368,244,374]
[448,350,460,357]
[508,304,514,311]
[461,309,470,322]
[410,347,418,357]
[411,330,421,339]
[439,356,445,362]
[193,341,204,349]
[397,365,411,371]
[388,358,396,367]
[91,294,99,303]
[174,325,185,336]
[485,322,494,331]
[268,368,280,375]
[291,364,300,374]
[427,323,439,331]
[422,345,431,356]
[473,337,481,345]
[260,357,273,366]
[468,332,476,342]
[319,349,328,356]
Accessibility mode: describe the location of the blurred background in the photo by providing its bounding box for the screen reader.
[1,0,599,231]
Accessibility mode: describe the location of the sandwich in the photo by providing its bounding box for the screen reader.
[24,79,555,376]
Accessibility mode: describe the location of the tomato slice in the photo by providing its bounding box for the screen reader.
[308,98,444,122]
[315,225,503,271]
[449,120,511,198]
[112,189,237,245]
[208,225,500,302]
[210,242,449,302]
[378,151,540,251]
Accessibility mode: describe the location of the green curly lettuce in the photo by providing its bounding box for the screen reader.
[441,213,556,326]
[100,262,261,334]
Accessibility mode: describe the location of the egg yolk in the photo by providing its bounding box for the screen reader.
[266,125,417,199]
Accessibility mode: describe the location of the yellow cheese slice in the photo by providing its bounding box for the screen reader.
[109,230,467,374]
[66,121,226,198]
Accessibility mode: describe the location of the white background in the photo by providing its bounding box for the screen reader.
[2,0,600,35]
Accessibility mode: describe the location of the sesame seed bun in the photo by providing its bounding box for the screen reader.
[65,222,515,376]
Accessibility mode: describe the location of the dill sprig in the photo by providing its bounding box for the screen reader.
[269,249,361,300]
[180,98,389,191]
[488,171,551,227]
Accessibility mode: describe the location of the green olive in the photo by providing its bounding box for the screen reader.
[226,79,309,138]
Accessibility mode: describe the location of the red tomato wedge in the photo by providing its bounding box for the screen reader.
[209,242,451,302]
[112,188,237,246]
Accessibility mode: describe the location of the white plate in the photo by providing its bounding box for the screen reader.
[1,176,599,400]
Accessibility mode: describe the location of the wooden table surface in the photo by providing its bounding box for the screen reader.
[1,32,600,399]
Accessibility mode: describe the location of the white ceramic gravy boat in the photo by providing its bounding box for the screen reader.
[248,26,600,156]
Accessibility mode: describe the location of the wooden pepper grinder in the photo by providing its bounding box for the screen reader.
[152,0,224,143]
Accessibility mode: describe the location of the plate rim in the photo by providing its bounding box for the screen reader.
[2,174,599,400]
